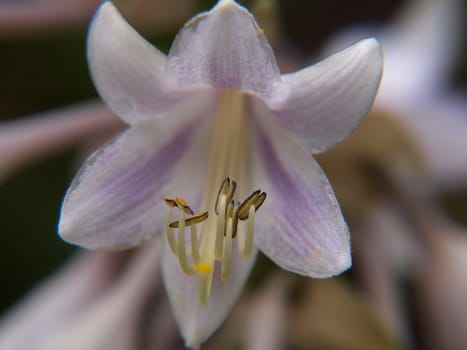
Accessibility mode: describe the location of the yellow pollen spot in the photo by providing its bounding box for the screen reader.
[258,28,265,35]
[195,263,213,274]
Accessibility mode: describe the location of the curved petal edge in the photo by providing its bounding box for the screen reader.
[87,1,190,124]
[268,38,383,153]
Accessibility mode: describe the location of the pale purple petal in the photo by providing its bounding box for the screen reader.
[0,252,117,350]
[250,98,351,278]
[162,240,257,349]
[59,95,215,250]
[87,1,196,124]
[168,0,280,95]
[266,39,382,153]
[0,102,123,184]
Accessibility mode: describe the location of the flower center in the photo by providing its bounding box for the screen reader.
[163,89,266,305]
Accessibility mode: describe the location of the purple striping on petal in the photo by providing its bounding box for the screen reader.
[255,125,345,268]
[255,128,312,254]
[100,121,196,210]
[67,118,201,241]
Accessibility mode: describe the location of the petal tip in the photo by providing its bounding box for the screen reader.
[360,37,384,69]
[331,249,352,276]
[91,0,117,26]
[214,0,239,10]
[57,213,79,246]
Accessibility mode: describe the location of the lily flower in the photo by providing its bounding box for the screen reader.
[58,0,382,347]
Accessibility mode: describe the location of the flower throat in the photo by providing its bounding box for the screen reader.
[164,89,266,306]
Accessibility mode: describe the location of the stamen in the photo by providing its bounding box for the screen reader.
[215,194,227,259]
[240,205,256,258]
[215,177,237,215]
[169,211,209,228]
[164,197,178,207]
[165,205,177,254]
[224,199,240,238]
[221,217,233,281]
[190,224,201,265]
[175,197,194,215]
[163,176,267,306]
[176,210,195,275]
[238,191,266,220]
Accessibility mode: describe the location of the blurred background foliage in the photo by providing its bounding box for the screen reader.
[0,0,466,349]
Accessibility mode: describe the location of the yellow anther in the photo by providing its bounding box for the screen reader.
[164,197,178,207]
[175,197,194,215]
[169,211,209,228]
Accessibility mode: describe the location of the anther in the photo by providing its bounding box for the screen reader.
[224,200,239,238]
[215,177,237,215]
[164,198,178,207]
[238,191,267,220]
[169,211,209,228]
[175,197,194,215]
[163,177,267,306]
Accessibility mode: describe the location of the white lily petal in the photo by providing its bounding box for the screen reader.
[168,0,280,95]
[0,252,117,350]
[0,102,122,184]
[267,38,382,153]
[59,94,214,250]
[88,1,194,124]
[162,240,257,349]
[251,98,351,277]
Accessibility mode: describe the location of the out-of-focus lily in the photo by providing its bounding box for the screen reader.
[326,0,467,188]
[0,0,194,33]
[0,102,123,184]
[58,0,382,347]
[0,241,164,350]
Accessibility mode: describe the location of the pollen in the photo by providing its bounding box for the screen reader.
[195,263,213,273]
[164,177,266,305]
